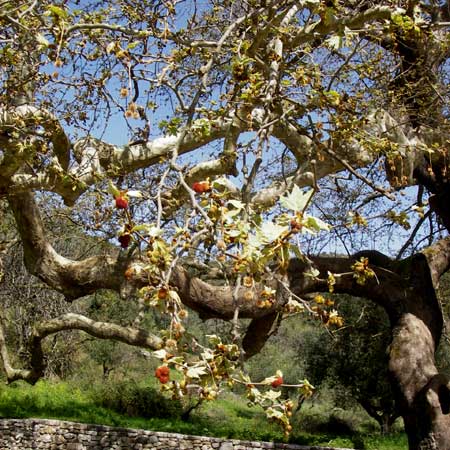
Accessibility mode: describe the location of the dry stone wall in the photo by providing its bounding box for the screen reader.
[0,419,354,450]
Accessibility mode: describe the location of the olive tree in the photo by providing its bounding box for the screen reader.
[302,296,400,434]
[0,1,449,448]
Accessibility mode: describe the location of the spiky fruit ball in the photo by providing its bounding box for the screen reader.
[115,195,129,209]
[271,376,283,388]
[155,365,170,384]
[192,181,211,194]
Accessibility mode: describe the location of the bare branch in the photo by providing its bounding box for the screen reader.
[0,311,162,384]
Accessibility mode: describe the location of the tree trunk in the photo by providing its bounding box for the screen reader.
[389,313,450,449]
[358,399,398,435]
[379,412,396,436]
[386,253,450,449]
[330,248,450,449]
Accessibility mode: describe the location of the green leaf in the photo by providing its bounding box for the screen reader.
[291,246,303,260]
[48,5,68,19]
[260,222,288,242]
[264,390,282,401]
[107,181,120,198]
[212,177,230,188]
[226,228,242,238]
[166,356,184,365]
[227,199,245,210]
[224,209,241,220]
[153,349,168,360]
[186,366,208,379]
[206,334,221,346]
[131,224,162,238]
[250,222,288,248]
[169,290,181,302]
[303,215,331,233]
[223,199,244,221]
[266,408,282,420]
[201,349,215,361]
[36,34,50,47]
[106,42,116,54]
[127,41,140,50]
[305,267,320,278]
[325,35,342,50]
[280,186,313,212]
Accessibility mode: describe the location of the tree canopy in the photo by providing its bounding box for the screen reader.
[0,1,449,449]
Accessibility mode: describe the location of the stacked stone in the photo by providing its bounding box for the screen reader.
[0,419,353,450]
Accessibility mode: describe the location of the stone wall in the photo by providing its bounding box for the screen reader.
[0,419,354,450]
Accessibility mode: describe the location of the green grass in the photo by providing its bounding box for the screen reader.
[0,380,407,449]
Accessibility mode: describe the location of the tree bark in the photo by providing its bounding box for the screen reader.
[389,312,450,449]
[382,252,450,449]
[301,248,450,449]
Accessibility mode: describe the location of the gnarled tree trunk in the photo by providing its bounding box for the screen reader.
[389,312,450,449]
[298,247,450,449]
[375,252,450,449]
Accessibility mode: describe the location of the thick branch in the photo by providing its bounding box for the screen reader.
[289,5,400,48]
[5,113,240,205]
[242,313,278,359]
[0,312,162,384]
[0,105,70,174]
[421,237,450,287]
[34,313,163,350]
[0,316,39,383]
[6,191,297,318]
[8,192,127,299]
[162,125,240,212]
[9,189,450,333]
[257,111,405,206]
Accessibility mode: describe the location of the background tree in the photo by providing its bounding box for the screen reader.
[303,295,400,435]
[0,1,449,449]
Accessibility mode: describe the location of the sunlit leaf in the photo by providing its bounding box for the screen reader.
[107,181,120,198]
[280,186,313,212]
[153,349,168,360]
[227,200,245,210]
[127,190,143,198]
[36,34,50,48]
[186,366,208,379]
[264,390,282,401]
[326,35,342,50]
[302,215,332,233]
[258,222,288,243]
[48,5,68,19]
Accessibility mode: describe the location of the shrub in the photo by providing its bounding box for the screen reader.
[93,381,182,419]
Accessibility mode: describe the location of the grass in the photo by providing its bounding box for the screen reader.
[0,380,407,449]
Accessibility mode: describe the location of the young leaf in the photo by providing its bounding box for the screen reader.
[107,181,121,198]
[302,215,331,233]
[186,366,208,379]
[258,222,288,243]
[153,349,168,360]
[36,34,50,47]
[127,190,143,198]
[280,186,313,212]
[48,5,68,19]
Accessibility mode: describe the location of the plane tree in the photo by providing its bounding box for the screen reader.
[0,1,449,449]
